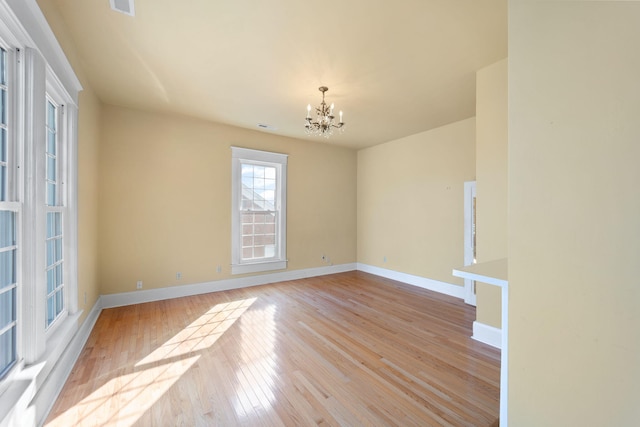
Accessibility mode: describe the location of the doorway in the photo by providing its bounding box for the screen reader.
[463,181,477,305]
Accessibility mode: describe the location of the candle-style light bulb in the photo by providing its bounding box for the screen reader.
[339,110,343,123]
[330,103,334,115]
[306,104,311,118]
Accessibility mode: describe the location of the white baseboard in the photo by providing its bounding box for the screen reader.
[34,297,104,426]
[472,321,502,349]
[102,263,357,308]
[356,263,465,300]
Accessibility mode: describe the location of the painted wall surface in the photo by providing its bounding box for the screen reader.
[98,105,357,294]
[475,59,507,328]
[39,0,102,324]
[357,118,475,285]
[509,1,640,425]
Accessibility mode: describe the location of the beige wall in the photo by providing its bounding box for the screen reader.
[357,118,475,285]
[509,1,640,425]
[39,0,103,324]
[98,105,357,294]
[475,59,507,328]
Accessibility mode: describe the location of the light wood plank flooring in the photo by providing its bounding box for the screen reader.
[45,271,500,426]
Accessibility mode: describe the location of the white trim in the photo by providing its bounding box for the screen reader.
[463,181,477,306]
[356,263,465,299]
[231,146,288,164]
[231,259,287,275]
[452,259,508,426]
[230,146,288,275]
[102,263,357,308]
[0,363,38,427]
[472,321,502,349]
[34,298,101,426]
[4,0,82,103]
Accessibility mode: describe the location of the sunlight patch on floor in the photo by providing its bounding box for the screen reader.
[136,297,257,367]
[233,304,278,419]
[46,297,257,427]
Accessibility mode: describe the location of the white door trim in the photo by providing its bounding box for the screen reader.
[463,181,477,305]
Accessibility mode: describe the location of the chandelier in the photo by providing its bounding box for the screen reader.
[305,86,345,137]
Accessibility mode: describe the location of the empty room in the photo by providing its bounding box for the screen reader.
[0,0,638,426]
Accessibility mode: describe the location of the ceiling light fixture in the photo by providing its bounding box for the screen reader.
[305,86,344,138]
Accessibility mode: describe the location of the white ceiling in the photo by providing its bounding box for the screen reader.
[49,0,507,149]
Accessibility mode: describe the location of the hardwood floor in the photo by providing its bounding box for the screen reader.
[45,271,500,426]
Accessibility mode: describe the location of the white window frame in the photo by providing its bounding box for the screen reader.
[0,42,21,385]
[44,94,67,332]
[231,147,287,275]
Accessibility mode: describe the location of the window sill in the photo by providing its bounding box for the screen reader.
[0,310,81,427]
[0,375,38,427]
[231,260,287,275]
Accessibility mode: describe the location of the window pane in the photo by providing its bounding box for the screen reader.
[265,245,275,258]
[0,127,6,162]
[47,155,56,182]
[46,239,55,267]
[47,182,56,206]
[241,175,253,188]
[0,48,5,86]
[47,296,55,326]
[47,268,55,294]
[55,212,62,235]
[0,287,15,330]
[47,130,56,155]
[55,288,64,316]
[0,327,16,378]
[47,100,56,129]
[56,263,63,286]
[47,212,62,237]
[0,211,15,247]
[265,167,275,180]
[47,212,54,238]
[0,88,6,126]
[55,238,63,262]
[0,165,5,201]
[0,249,15,288]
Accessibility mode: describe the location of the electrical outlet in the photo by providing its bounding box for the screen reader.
[136,281,143,289]
[216,265,222,274]
[176,272,182,280]
[383,256,387,263]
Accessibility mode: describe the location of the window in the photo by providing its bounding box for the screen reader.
[231,147,287,274]
[0,45,17,379]
[45,99,65,328]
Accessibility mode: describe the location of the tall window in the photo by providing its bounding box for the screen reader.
[45,98,65,328]
[0,45,17,378]
[231,147,287,274]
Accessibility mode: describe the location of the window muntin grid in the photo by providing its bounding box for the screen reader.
[240,164,277,261]
[0,46,17,379]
